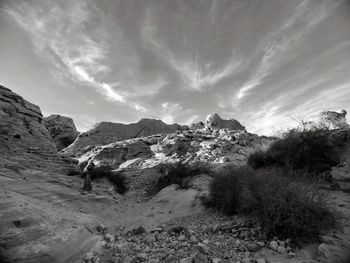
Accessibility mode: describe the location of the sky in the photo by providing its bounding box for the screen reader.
[0,0,350,135]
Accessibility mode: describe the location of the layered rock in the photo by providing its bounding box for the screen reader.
[78,127,274,170]
[205,113,245,131]
[0,85,79,174]
[64,119,187,156]
[44,114,79,151]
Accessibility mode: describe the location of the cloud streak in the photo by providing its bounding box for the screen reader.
[235,0,341,101]
[4,0,129,103]
[141,8,242,91]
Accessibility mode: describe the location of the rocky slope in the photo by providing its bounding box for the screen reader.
[0,85,79,175]
[44,114,79,151]
[63,119,187,156]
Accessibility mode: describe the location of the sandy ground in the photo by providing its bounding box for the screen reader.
[0,167,350,263]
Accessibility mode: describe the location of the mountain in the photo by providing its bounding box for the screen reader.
[63,118,187,155]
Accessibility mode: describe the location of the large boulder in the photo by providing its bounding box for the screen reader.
[44,114,79,151]
[205,113,245,130]
[64,118,186,156]
[0,85,79,174]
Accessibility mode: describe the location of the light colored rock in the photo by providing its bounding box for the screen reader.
[44,114,79,151]
[318,243,332,262]
[205,113,245,131]
[277,245,287,254]
[256,258,266,263]
[270,240,278,251]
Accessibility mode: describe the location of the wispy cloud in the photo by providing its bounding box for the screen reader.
[141,8,241,91]
[235,0,341,101]
[3,0,128,103]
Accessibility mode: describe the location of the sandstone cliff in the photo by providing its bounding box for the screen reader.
[44,114,79,151]
[0,85,79,175]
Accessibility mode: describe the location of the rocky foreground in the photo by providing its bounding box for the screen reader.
[1,85,350,263]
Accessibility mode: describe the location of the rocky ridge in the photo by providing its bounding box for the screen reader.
[75,121,273,171]
[63,119,187,156]
[44,114,79,151]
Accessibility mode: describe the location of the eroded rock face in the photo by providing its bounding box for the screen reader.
[64,119,186,156]
[44,114,79,151]
[0,85,79,174]
[78,128,274,170]
[205,113,245,131]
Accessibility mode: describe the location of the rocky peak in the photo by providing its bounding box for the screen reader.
[44,114,79,151]
[205,113,246,131]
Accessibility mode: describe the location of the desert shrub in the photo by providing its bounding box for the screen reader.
[147,161,210,197]
[205,167,338,239]
[204,167,255,215]
[248,129,339,173]
[86,166,128,194]
[87,166,113,180]
[250,168,337,239]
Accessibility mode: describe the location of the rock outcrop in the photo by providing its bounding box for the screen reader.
[44,114,79,151]
[0,85,79,174]
[320,110,349,129]
[64,119,187,156]
[77,127,274,170]
[205,113,245,131]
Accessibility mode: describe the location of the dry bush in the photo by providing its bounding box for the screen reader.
[250,168,337,239]
[204,167,255,215]
[147,161,210,197]
[248,129,339,173]
[204,167,338,239]
[86,166,128,194]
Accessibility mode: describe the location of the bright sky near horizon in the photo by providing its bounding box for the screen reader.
[0,0,350,135]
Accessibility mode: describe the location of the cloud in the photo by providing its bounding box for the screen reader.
[160,102,182,123]
[3,0,169,108]
[235,0,341,101]
[3,0,126,101]
[141,8,242,91]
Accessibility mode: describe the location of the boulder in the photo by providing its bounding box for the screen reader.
[205,113,245,130]
[64,118,186,156]
[0,85,79,174]
[44,114,79,151]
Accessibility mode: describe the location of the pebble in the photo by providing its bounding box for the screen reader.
[270,240,278,251]
[277,245,287,254]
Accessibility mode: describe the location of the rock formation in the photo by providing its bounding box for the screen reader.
[44,114,79,151]
[0,85,79,175]
[63,118,187,156]
[205,113,246,130]
[77,125,274,170]
[320,110,350,129]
